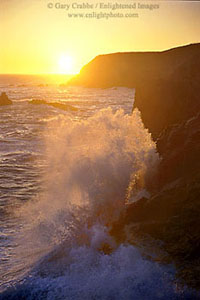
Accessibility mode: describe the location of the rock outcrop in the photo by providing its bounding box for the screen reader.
[29,99,78,111]
[111,112,200,289]
[0,92,12,106]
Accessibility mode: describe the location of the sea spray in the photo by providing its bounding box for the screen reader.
[20,108,157,235]
[2,107,167,297]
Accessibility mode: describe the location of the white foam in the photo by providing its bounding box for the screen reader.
[2,108,182,298]
[1,108,195,298]
[14,108,157,254]
[15,244,176,300]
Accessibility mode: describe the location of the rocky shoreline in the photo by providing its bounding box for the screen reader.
[111,112,200,289]
[112,49,200,288]
[68,43,200,290]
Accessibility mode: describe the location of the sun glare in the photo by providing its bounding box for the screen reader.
[58,55,75,74]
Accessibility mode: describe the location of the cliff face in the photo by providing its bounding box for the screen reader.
[134,77,200,139]
[105,44,200,289]
[68,43,200,139]
[111,113,200,289]
[70,43,200,289]
[68,43,200,89]
[134,44,200,139]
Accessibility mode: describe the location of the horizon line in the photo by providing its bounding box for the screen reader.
[1,42,200,76]
[0,73,78,76]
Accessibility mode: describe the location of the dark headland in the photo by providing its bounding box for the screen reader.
[67,43,199,88]
[68,43,200,290]
[68,43,200,138]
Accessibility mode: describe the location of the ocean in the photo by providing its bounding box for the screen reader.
[0,75,195,299]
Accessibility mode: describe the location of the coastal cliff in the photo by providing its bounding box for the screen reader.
[134,77,200,139]
[68,43,200,139]
[111,112,200,289]
[108,44,200,289]
[67,43,200,89]
[68,43,200,289]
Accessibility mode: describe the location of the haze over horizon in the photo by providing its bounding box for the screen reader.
[1,0,200,75]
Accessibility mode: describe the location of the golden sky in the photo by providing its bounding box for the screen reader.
[0,0,200,74]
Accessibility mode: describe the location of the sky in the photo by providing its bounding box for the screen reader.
[0,0,200,74]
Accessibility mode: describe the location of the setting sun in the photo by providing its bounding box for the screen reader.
[1,1,200,75]
[58,55,75,74]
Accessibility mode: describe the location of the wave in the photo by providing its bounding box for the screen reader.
[2,243,180,300]
[1,108,192,299]
[15,108,158,248]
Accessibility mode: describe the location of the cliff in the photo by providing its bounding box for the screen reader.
[134,77,200,139]
[105,44,200,289]
[68,43,200,289]
[67,43,200,89]
[134,44,200,139]
[111,112,200,289]
[68,44,200,139]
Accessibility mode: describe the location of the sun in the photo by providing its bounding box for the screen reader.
[58,55,74,74]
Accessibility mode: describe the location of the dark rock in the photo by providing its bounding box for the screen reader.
[29,99,46,105]
[29,99,78,111]
[110,113,200,289]
[133,43,200,139]
[156,113,200,188]
[134,78,200,140]
[0,92,12,106]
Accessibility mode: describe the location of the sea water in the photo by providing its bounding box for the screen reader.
[0,75,195,299]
